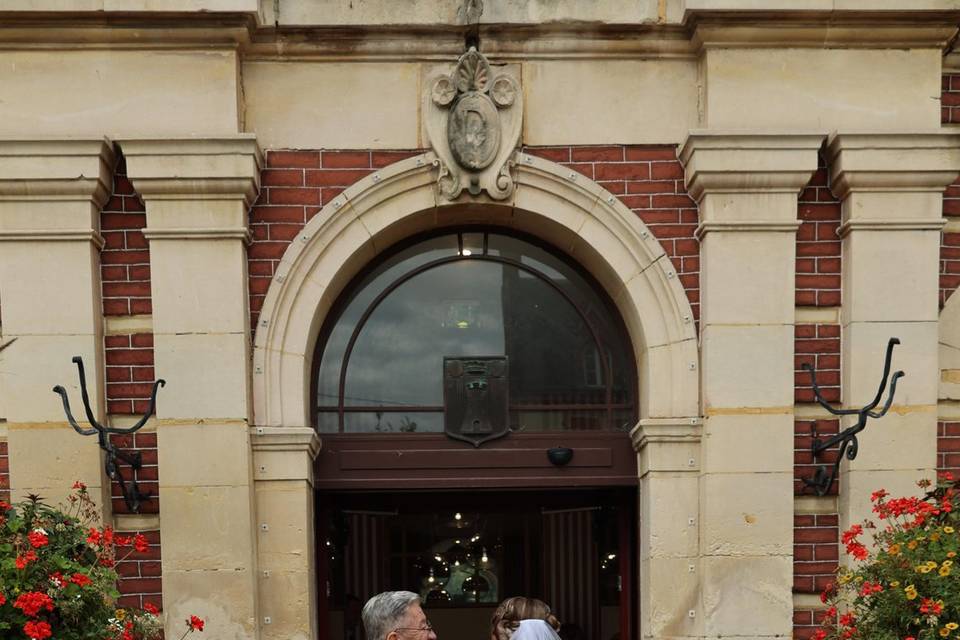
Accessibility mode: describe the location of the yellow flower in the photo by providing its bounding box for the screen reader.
[919,564,934,574]
[838,574,851,585]
[941,629,950,638]
[945,526,955,534]
[906,585,918,600]
[940,565,952,577]
[945,560,954,567]
[890,580,901,587]
[909,540,919,550]
[947,623,959,631]
[889,544,902,556]
[855,576,864,583]
[115,609,126,621]
[932,532,942,542]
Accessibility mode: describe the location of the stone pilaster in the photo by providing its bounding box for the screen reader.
[631,418,701,640]
[828,132,960,533]
[123,136,262,639]
[251,427,321,640]
[680,132,823,639]
[0,138,115,515]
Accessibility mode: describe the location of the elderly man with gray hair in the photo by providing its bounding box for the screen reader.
[362,591,438,640]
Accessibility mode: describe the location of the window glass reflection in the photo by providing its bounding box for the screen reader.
[314,231,636,432]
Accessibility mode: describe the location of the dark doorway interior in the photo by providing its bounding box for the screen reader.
[319,488,635,640]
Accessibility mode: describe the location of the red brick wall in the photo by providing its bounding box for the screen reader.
[794,608,829,640]
[793,512,839,640]
[101,156,151,317]
[940,421,960,473]
[249,146,700,330]
[0,440,9,503]
[100,155,156,416]
[796,150,842,308]
[107,430,159,516]
[943,74,960,125]
[115,529,162,612]
[99,153,162,609]
[941,179,960,308]
[794,513,839,593]
[249,150,421,328]
[795,324,840,404]
[942,75,960,308]
[794,419,840,497]
[105,333,156,416]
[525,145,700,321]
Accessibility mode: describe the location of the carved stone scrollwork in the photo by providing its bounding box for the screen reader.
[423,47,522,201]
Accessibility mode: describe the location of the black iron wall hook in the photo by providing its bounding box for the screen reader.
[802,337,904,496]
[52,356,165,513]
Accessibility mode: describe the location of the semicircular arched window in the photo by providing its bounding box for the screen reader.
[313,229,637,434]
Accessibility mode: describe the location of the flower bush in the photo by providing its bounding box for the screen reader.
[816,472,959,640]
[0,483,203,640]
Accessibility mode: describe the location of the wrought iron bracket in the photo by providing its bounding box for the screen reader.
[52,356,165,513]
[802,337,904,496]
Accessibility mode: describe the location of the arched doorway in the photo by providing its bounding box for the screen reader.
[312,227,638,640]
[251,149,700,640]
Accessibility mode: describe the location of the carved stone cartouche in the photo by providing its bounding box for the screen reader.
[424,47,522,201]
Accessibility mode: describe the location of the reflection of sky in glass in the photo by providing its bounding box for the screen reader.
[315,232,637,423]
[346,261,506,406]
[317,236,459,405]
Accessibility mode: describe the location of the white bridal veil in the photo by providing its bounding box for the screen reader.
[510,619,561,640]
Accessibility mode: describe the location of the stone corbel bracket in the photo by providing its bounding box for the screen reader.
[423,47,522,202]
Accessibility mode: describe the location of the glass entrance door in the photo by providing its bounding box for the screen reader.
[318,489,635,640]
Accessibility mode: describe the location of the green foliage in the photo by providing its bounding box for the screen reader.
[817,473,960,640]
[0,486,161,640]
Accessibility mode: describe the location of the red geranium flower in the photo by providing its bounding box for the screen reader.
[15,550,38,570]
[27,530,48,548]
[70,572,92,587]
[14,591,55,617]
[23,621,52,640]
[187,615,205,632]
[144,602,160,615]
[0,593,6,606]
[134,533,150,553]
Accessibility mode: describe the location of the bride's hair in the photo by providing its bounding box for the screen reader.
[490,596,561,640]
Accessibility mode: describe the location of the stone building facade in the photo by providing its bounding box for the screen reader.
[1,2,960,639]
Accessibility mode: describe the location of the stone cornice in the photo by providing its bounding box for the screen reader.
[838,219,946,237]
[689,17,957,51]
[679,131,825,202]
[120,136,262,207]
[141,227,252,242]
[0,138,114,204]
[0,12,955,59]
[827,131,960,200]
[695,220,801,239]
[0,229,106,249]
